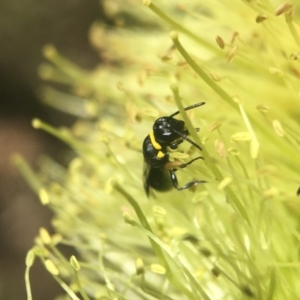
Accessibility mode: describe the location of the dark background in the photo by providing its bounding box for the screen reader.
[0,1,105,299]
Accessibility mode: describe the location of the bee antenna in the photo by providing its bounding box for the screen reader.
[169,102,205,118]
[171,128,202,151]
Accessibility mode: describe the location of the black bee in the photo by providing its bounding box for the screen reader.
[143,102,206,197]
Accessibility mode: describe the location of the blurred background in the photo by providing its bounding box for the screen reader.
[0,1,105,299]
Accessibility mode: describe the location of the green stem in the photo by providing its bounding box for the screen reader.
[12,154,42,193]
[114,183,196,299]
[170,32,237,111]
[286,14,300,49]
[25,266,33,300]
[171,83,251,226]
[74,270,91,300]
[144,1,218,53]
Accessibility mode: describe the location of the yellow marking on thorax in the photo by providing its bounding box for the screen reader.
[150,131,162,150]
[157,151,165,158]
[149,131,165,159]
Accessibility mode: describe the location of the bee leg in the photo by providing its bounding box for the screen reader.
[178,156,204,169]
[171,128,202,151]
[169,170,206,191]
[169,138,184,150]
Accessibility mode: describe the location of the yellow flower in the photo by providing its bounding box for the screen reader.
[17,1,300,299]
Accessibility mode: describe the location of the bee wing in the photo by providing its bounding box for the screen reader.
[143,161,151,197]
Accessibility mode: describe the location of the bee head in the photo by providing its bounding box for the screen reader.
[153,117,187,145]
